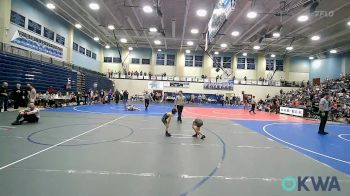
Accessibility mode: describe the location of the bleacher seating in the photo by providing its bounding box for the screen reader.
[0,52,112,93]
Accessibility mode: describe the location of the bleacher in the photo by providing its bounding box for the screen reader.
[0,51,112,93]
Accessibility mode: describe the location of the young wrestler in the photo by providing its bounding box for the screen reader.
[161,108,177,137]
[192,118,205,139]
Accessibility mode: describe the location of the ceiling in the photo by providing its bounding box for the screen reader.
[38,0,350,57]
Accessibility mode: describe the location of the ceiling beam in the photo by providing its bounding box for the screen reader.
[180,0,191,51]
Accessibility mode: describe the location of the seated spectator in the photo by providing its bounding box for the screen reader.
[11,103,40,125]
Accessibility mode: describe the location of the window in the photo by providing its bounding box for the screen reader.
[266,59,274,70]
[156,53,165,65]
[276,59,284,71]
[92,52,97,60]
[104,57,112,63]
[185,55,194,67]
[73,42,78,51]
[213,57,221,67]
[113,57,121,63]
[237,57,245,69]
[142,59,150,64]
[166,54,175,66]
[131,58,140,64]
[86,49,92,57]
[194,56,203,67]
[223,57,232,68]
[247,58,255,70]
[79,46,85,55]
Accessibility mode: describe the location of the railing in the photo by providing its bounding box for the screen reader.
[110,74,305,87]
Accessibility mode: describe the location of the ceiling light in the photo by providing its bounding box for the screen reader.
[271,54,276,58]
[297,15,309,22]
[149,27,158,32]
[214,51,219,55]
[187,41,194,46]
[120,38,127,43]
[105,45,110,49]
[272,32,280,38]
[311,35,320,41]
[157,49,162,52]
[286,46,293,50]
[128,47,133,51]
[93,37,99,41]
[185,50,190,54]
[75,24,82,29]
[347,21,350,26]
[191,29,199,34]
[89,3,100,10]
[220,43,227,48]
[196,9,207,17]
[143,5,153,13]
[330,49,337,54]
[107,25,115,30]
[231,31,240,36]
[253,45,260,50]
[154,40,161,45]
[247,11,257,19]
[46,3,55,10]
[309,56,314,60]
[242,53,247,56]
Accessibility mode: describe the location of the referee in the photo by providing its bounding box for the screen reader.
[175,91,185,123]
[318,93,329,135]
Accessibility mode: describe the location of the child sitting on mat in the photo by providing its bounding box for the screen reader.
[161,108,177,137]
[192,118,205,139]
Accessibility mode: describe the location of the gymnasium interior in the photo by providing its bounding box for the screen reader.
[0,0,350,195]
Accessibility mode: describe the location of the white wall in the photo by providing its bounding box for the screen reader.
[113,79,298,101]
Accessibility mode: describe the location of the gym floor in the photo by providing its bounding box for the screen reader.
[0,103,349,196]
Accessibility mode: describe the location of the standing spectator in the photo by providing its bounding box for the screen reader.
[144,91,151,110]
[0,81,9,112]
[244,76,247,82]
[114,90,120,104]
[318,93,330,135]
[100,89,105,103]
[249,96,257,114]
[28,84,37,104]
[89,89,94,105]
[123,90,129,109]
[175,91,185,123]
[12,83,23,110]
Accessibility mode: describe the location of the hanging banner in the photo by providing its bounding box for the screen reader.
[11,30,63,58]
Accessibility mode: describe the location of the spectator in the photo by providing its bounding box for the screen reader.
[28,84,37,104]
[11,103,40,125]
[11,83,23,110]
[0,81,9,112]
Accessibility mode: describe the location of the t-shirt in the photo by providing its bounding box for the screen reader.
[144,93,151,100]
[176,95,185,106]
[25,108,40,118]
[319,98,329,112]
[251,98,256,105]
[29,88,36,102]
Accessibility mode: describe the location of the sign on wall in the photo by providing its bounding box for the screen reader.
[280,107,304,117]
[204,82,234,90]
[148,81,164,90]
[164,82,190,88]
